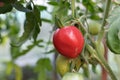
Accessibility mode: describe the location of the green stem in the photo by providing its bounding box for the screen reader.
[95,44,117,80]
[97,0,111,43]
[71,0,75,18]
[55,15,64,28]
[96,0,116,79]
[82,34,91,80]
[86,44,117,80]
[101,0,111,29]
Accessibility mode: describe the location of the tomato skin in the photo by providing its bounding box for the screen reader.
[56,54,70,77]
[53,26,84,58]
[62,72,83,80]
[88,20,101,35]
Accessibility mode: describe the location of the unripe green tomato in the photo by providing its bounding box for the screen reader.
[62,72,84,80]
[56,54,70,77]
[88,20,101,35]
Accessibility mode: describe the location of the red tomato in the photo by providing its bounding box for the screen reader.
[53,26,84,58]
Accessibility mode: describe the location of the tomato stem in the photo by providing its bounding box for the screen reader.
[55,15,64,28]
[86,44,117,80]
[97,0,111,43]
[71,0,76,18]
[101,0,111,29]
[95,48,117,80]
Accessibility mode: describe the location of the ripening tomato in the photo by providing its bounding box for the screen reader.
[56,54,71,77]
[53,26,84,58]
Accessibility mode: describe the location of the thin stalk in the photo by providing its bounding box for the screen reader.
[97,0,111,43]
[101,0,111,29]
[102,39,108,80]
[55,15,64,28]
[71,0,75,18]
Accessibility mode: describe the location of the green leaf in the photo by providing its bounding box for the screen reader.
[46,49,55,54]
[33,24,40,41]
[35,58,52,72]
[47,1,58,6]
[37,5,47,11]
[34,6,41,26]
[0,4,13,14]
[32,6,41,41]
[15,19,35,46]
[57,1,70,18]
[82,0,95,12]
[41,18,52,23]
[106,6,120,54]
[11,40,43,59]
[12,2,32,12]
[11,4,35,46]
[82,0,102,20]
[35,58,52,80]
[13,43,34,59]
[11,4,41,46]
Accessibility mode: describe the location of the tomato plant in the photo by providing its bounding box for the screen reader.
[53,26,84,58]
[0,0,120,80]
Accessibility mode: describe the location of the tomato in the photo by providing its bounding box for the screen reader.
[62,72,83,80]
[53,26,84,58]
[88,20,101,35]
[56,54,71,77]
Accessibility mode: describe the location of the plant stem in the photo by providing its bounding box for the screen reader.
[71,0,75,18]
[86,44,117,80]
[95,43,117,80]
[102,39,108,80]
[97,0,115,79]
[101,0,111,29]
[97,0,111,43]
[55,15,64,28]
